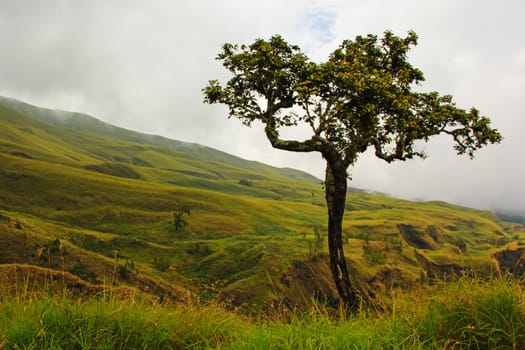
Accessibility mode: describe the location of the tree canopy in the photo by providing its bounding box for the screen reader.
[204,32,501,166]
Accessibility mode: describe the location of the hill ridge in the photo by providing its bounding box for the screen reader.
[0,95,320,184]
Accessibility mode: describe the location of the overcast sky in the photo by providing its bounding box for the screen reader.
[0,0,523,212]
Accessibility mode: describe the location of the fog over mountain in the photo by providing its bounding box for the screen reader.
[0,0,523,212]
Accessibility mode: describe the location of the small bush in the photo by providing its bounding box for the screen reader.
[84,163,142,179]
[118,260,136,281]
[153,257,171,272]
[238,179,253,187]
[362,242,386,265]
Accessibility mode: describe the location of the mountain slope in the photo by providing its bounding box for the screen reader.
[0,95,523,312]
[0,96,319,184]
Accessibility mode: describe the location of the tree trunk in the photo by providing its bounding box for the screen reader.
[324,162,360,311]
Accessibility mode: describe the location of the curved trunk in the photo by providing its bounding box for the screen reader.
[325,162,359,311]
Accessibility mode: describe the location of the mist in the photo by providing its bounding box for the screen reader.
[0,0,523,212]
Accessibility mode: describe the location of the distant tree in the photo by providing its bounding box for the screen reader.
[153,256,171,272]
[238,179,254,187]
[308,225,324,259]
[173,206,191,231]
[203,31,502,311]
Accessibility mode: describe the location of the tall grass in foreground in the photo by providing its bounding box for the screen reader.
[414,277,525,349]
[0,296,242,349]
[1,277,524,349]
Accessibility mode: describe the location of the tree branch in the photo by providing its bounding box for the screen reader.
[264,123,327,153]
[266,96,294,117]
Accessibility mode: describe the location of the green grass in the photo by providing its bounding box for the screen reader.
[414,278,525,349]
[0,296,241,349]
[1,277,524,349]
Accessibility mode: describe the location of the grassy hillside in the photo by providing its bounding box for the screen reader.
[0,96,320,184]
[0,96,524,313]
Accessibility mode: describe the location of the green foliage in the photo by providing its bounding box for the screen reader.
[452,238,468,253]
[153,257,171,272]
[173,206,191,231]
[238,179,253,187]
[362,242,386,265]
[37,238,66,270]
[204,32,502,163]
[308,225,324,259]
[118,260,137,281]
[84,162,142,179]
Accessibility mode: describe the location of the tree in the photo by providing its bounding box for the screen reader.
[203,31,502,311]
[173,206,191,231]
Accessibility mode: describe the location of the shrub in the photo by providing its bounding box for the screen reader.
[153,257,171,272]
[362,242,386,265]
[238,179,253,187]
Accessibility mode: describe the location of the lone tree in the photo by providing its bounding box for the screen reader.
[203,31,502,311]
[173,206,191,231]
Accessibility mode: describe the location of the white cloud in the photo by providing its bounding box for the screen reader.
[0,0,523,211]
